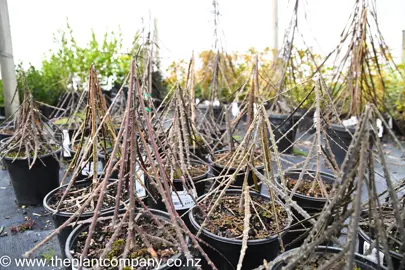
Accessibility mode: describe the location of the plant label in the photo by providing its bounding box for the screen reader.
[171,189,197,210]
[62,130,71,157]
[376,119,383,138]
[81,161,103,176]
[135,165,146,198]
[363,241,385,264]
[231,102,240,117]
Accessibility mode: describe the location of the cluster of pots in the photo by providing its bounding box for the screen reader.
[0,115,390,270]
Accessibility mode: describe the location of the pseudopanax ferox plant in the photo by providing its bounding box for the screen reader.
[255,104,405,270]
[40,66,125,258]
[0,75,62,206]
[25,59,218,269]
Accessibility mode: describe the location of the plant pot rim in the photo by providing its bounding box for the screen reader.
[189,189,292,245]
[358,212,402,260]
[268,113,292,118]
[43,179,126,217]
[210,149,265,171]
[65,208,183,270]
[172,161,210,182]
[150,160,210,183]
[329,123,356,133]
[276,169,338,203]
[270,245,387,269]
[2,145,62,161]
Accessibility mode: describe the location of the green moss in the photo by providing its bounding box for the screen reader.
[53,112,86,126]
[5,145,59,159]
[107,238,125,259]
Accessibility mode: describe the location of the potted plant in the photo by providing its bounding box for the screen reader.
[42,66,126,256]
[323,0,398,168]
[189,189,292,269]
[65,208,185,270]
[277,169,338,249]
[358,203,404,269]
[60,59,215,269]
[0,85,61,206]
[210,148,264,189]
[146,86,211,227]
[44,179,129,258]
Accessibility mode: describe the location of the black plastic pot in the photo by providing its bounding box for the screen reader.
[147,162,210,228]
[0,106,5,117]
[43,179,128,260]
[210,149,264,190]
[268,114,297,154]
[3,147,61,206]
[269,246,386,269]
[189,189,292,270]
[326,124,356,168]
[358,224,402,269]
[65,208,184,270]
[0,128,14,169]
[0,131,13,142]
[276,169,338,250]
[39,105,55,119]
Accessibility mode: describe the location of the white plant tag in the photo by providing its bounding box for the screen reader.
[363,241,385,264]
[376,119,383,138]
[342,116,358,127]
[62,130,71,157]
[81,161,103,176]
[135,165,146,198]
[231,102,240,117]
[171,189,197,210]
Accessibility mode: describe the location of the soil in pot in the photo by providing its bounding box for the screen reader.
[269,246,385,270]
[189,190,291,270]
[3,145,61,206]
[358,208,403,269]
[326,124,356,168]
[44,179,130,259]
[147,162,209,228]
[188,135,211,160]
[0,127,14,140]
[43,180,129,260]
[278,170,338,250]
[268,114,297,154]
[210,149,264,190]
[66,209,184,270]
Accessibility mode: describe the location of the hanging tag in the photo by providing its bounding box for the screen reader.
[135,164,146,198]
[62,130,71,157]
[231,102,240,117]
[376,119,383,138]
[171,189,197,210]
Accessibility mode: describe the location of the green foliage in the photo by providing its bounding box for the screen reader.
[382,63,405,119]
[16,63,67,105]
[52,21,132,87]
